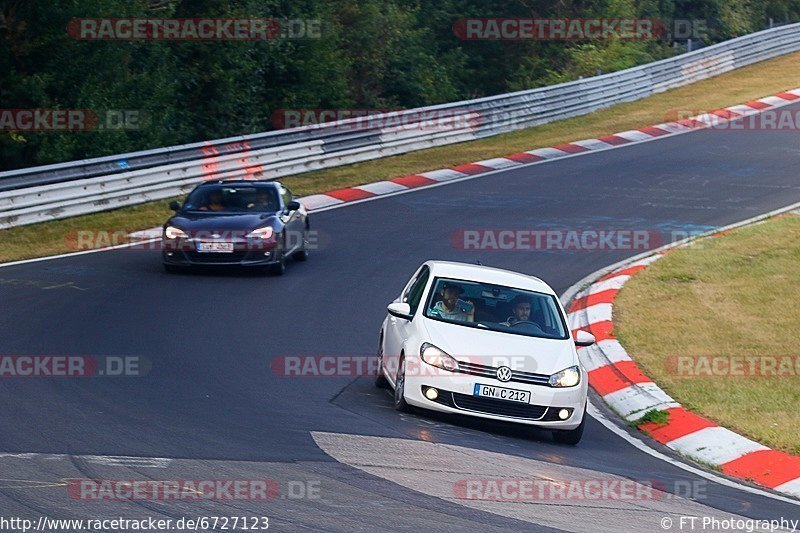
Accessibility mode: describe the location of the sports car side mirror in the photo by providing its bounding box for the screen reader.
[169,201,181,211]
[574,330,596,347]
[387,302,412,320]
[287,200,301,211]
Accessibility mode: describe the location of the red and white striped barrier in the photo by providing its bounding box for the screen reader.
[131,87,800,240]
[566,245,800,499]
[298,88,800,211]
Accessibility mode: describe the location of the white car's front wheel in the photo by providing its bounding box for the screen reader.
[552,404,586,445]
[374,334,390,389]
[393,355,411,412]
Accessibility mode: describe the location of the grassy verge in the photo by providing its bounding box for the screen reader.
[3,51,800,264]
[615,214,800,455]
[0,200,180,263]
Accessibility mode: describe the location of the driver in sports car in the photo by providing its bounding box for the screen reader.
[247,191,276,211]
[501,295,532,326]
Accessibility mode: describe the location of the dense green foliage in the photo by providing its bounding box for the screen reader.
[1,0,798,170]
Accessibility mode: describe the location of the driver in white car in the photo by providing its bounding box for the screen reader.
[501,295,532,326]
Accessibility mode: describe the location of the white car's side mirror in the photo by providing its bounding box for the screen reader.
[574,330,596,347]
[387,302,413,320]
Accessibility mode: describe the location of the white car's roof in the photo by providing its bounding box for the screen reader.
[423,261,556,296]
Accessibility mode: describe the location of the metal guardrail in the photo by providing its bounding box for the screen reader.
[2,23,800,229]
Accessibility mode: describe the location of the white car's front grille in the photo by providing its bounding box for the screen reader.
[456,361,551,386]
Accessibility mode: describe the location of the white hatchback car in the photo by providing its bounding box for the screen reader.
[375,261,595,444]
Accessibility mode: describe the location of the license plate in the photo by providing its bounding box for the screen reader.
[473,383,531,403]
[196,242,234,253]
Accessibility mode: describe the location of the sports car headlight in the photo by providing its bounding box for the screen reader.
[420,343,459,372]
[247,227,274,240]
[549,366,581,388]
[164,226,188,240]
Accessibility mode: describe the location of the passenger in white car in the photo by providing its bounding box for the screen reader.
[429,282,475,323]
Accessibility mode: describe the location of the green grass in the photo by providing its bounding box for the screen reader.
[4,51,800,264]
[0,199,180,263]
[615,215,800,455]
[633,409,670,427]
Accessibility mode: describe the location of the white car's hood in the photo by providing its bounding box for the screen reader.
[420,317,577,375]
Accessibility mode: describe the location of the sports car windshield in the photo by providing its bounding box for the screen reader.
[182,186,280,213]
[423,277,569,340]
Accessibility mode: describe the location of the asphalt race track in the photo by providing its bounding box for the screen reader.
[1,104,800,531]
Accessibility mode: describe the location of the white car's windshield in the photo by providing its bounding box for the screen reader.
[423,277,569,340]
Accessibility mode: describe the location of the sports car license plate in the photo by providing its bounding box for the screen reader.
[473,384,531,404]
[196,242,234,253]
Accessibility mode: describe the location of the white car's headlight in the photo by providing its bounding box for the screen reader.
[420,343,459,372]
[247,227,274,240]
[549,366,581,388]
[164,226,188,240]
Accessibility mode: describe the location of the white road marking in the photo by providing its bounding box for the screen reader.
[82,455,171,468]
[0,452,171,468]
[312,431,785,531]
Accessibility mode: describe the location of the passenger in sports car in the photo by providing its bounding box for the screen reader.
[501,295,533,326]
[429,282,475,322]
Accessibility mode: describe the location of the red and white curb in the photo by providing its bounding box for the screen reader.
[565,221,800,499]
[296,88,800,211]
[130,87,800,240]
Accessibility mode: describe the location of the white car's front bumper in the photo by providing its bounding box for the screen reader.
[399,361,588,430]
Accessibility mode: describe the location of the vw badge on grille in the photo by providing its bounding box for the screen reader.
[496,366,512,382]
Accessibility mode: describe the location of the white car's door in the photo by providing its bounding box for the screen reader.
[384,265,430,380]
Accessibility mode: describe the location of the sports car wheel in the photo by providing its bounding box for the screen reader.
[293,228,309,262]
[269,242,286,276]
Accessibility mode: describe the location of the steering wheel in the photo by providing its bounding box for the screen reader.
[510,320,545,333]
